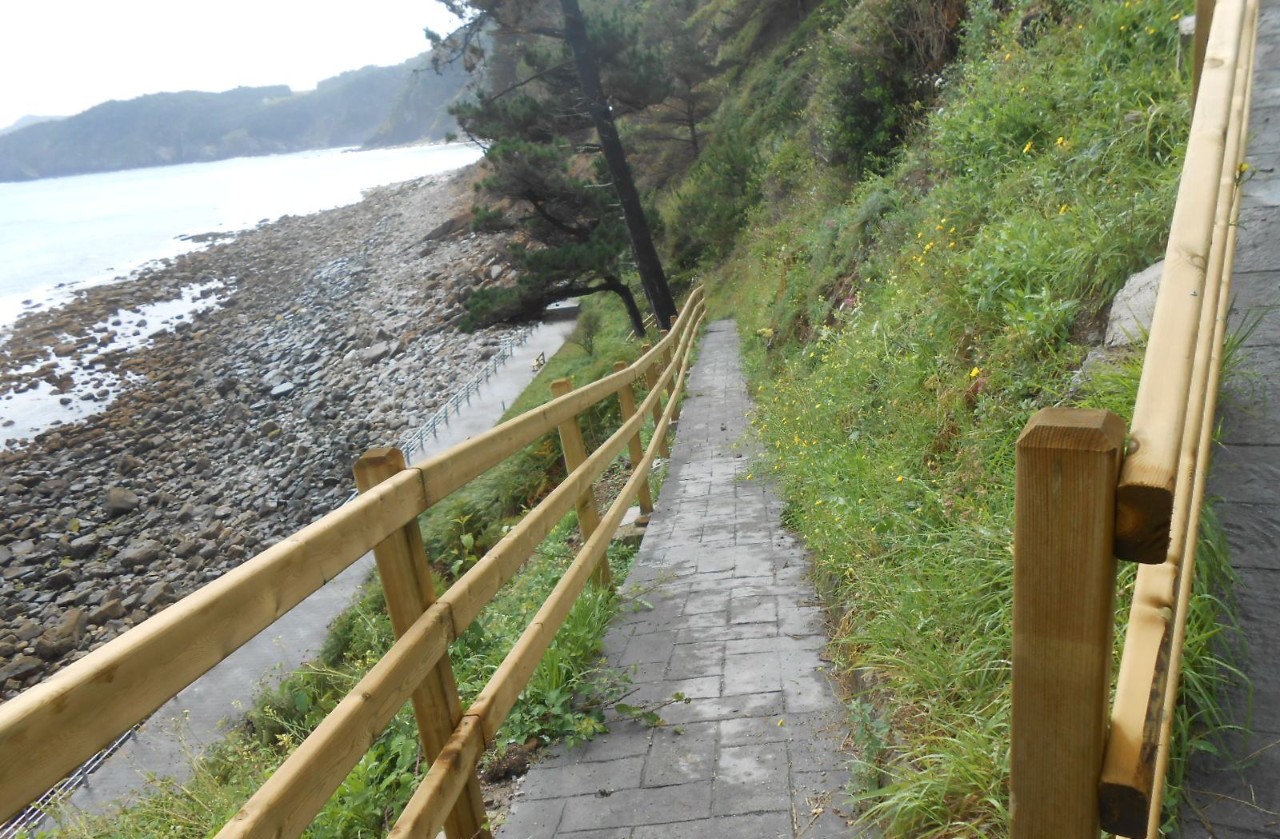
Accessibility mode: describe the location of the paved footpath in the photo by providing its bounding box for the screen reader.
[1180,0,1280,833]
[499,321,868,838]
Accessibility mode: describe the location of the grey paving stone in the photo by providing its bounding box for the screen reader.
[498,322,853,836]
[643,722,718,786]
[631,812,792,838]
[573,723,655,763]
[723,651,783,695]
[729,594,779,625]
[791,770,869,838]
[558,781,713,832]
[660,690,786,725]
[713,743,792,816]
[502,796,566,838]
[559,829,634,839]
[719,715,790,747]
[664,642,726,681]
[620,631,681,666]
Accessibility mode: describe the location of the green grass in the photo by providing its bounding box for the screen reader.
[686,0,1242,833]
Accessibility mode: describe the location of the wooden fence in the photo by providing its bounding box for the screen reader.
[0,288,706,838]
[1011,0,1257,835]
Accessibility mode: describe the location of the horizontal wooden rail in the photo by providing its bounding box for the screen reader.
[217,303,705,837]
[1114,0,1248,563]
[1012,0,1256,834]
[0,287,705,830]
[1101,0,1257,832]
[0,467,427,820]
[388,307,705,837]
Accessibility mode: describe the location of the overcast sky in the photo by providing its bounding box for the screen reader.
[0,1,463,130]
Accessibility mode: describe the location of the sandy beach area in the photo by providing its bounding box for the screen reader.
[0,164,523,698]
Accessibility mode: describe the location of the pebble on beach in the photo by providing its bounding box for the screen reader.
[0,164,522,698]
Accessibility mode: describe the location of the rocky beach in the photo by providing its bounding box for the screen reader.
[0,164,523,699]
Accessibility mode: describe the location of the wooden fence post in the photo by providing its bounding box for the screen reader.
[550,379,611,588]
[640,344,671,458]
[1012,408,1126,838]
[353,449,490,839]
[614,361,655,516]
[659,329,683,423]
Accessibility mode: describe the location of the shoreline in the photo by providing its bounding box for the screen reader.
[0,162,522,699]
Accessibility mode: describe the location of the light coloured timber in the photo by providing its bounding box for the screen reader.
[550,378,609,587]
[615,360,655,514]
[1102,3,1256,831]
[1012,409,1126,839]
[353,450,488,839]
[1115,0,1247,563]
[388,716,487,839]
[0,468,427,823]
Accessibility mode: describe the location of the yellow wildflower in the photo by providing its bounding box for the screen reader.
[970,366,982,378]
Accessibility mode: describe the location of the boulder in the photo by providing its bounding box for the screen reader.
[117,539,163,568]
[104,486,141,517]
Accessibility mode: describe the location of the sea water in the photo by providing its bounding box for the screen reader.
[0,142,481,446]
[0,143,482,329]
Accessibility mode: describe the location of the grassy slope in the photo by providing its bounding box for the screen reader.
[681,0,1238,833]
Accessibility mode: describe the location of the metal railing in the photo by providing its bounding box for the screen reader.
[1010,0,1257,835]
[397,325,534,463]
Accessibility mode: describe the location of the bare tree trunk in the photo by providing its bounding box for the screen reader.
[605,275,648,336]
[559,0,678,330]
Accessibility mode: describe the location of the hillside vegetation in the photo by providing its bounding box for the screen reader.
[0,56,465,181]
[662,0,1233,833]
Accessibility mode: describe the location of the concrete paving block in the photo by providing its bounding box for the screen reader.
[723,651,784,696]
[719,714,790,747]
[558,781,713,832]
[1218,502,1280,568]
[643,722,718,786]
[621,631,681,666]
[659,690,786,726]
[694,551,738,574]
[502,795,567,838]
[791,770,871,838]
[713,743,792,816]
[622,661,669,686]
[521,757,646,800]
[626,676,722,708]
[729,594,779,625]
[630,811,792,838]
[1182,729,1280,836]
[575,723,654,763]
[676,621,780,645]
[682,590,730,616]
[558,829,634,839]
[784,669,842,715]
[665,641,726,681]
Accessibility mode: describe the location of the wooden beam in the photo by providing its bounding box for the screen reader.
[1012,409,1126,839]
[550,378,608,588]
[615,360,654,515]
[0,469,427,823]
[1115,0,1246,563]
[353,449,488,839]
[1102,1,1256,830]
